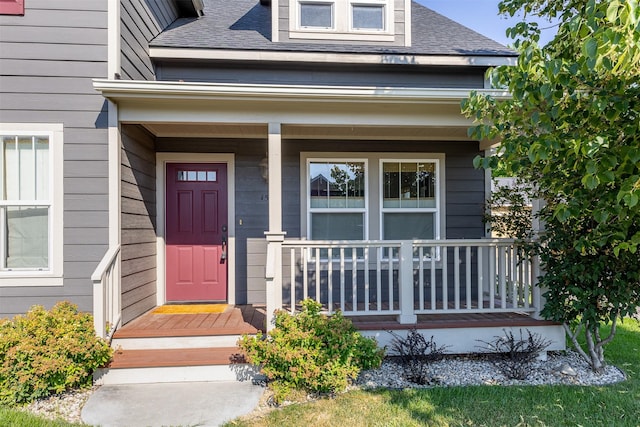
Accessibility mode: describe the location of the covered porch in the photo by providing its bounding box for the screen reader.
[90,79,563,358]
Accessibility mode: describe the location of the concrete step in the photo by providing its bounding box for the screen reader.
[95,347,259,385]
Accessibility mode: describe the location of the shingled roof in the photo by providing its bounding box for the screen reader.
[151,0,517,57]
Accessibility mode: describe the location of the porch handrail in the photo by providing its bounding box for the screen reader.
[275,238,541,323]
[92,245,121,340]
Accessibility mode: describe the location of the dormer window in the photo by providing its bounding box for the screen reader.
[300,2,334,29]
[290,0,394,41]
[351,4,385,31]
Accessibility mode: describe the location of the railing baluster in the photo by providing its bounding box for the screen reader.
[328,248,333,313]
[430,246,436,311]
[302,247,308,304]
[340,248,345,312]
[511,244,518,309]
[454,246,460,310]
[419,246,424,311]
[500,245,507,309]
[290,248,296,313]
[442,246,448,310]
[489,245,495,309]
[477,245,484,309]
[466,246,472,309]
[524,253,531,309]
[388,246,394,311]
[376,246,382,312]
[316,247,321,303]
[364,247,370,312]
[352,248,358,313]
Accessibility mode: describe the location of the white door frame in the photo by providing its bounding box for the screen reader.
[156,153,236,305]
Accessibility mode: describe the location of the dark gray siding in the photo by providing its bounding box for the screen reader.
[0,0,108,317]
[155,61,485,88]
[120,0,178,80]
[156,138,269,304]
[121,125,157,324]
[156,138,484,305]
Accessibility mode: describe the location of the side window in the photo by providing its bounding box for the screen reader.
[308,160,366,240]
[381,160,439,240]
[0,125,63,285]
[0,0,25,15]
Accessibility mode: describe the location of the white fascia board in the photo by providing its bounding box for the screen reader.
[93,79,511,104]
[148,47,517,67]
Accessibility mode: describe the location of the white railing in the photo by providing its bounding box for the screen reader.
[91,245,121,340]
[266,239,541,326]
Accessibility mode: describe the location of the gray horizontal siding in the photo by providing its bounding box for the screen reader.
[0,1,108,317]
[121,125,157,325]
[120,0,179,80]
[156,61,485,88]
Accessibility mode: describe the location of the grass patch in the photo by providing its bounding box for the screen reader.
[0,407,85,427]
[228,318,640,427]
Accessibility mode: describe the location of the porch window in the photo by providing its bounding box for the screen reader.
[308,160,366,240]
[381,160,439,240]
[0,124,63,285]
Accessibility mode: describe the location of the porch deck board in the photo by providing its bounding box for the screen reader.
[113,305,262,339]
[351,312,559,331]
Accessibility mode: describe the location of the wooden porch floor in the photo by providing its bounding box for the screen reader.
[113,305,557,338]
[113,305,266,339]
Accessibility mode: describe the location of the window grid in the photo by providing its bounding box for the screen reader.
[1,134,52,271]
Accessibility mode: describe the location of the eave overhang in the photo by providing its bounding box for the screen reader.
[93,79,510,104]
[149,47,517,68]
[93,79,508,146]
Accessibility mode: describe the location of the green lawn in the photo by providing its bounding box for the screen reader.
[0,408,85,427]
[227,318,640,427]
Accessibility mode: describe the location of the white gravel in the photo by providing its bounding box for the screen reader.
[356,350,626,389]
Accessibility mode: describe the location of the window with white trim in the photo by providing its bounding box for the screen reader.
[291,0,393,40]
[381,160,439,240]
[304,154,444,242]
[308,160,367,240]
[0,125,63,285]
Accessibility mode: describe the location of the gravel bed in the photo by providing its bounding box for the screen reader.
[356,350,626,389]
[21,351,627,425]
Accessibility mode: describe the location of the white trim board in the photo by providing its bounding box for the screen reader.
[156,153,236,306]
[149,48,516,67]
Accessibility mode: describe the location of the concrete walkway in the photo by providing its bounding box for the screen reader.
[81,381,264,427]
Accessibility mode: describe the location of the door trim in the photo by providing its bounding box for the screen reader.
[156,153,236,305]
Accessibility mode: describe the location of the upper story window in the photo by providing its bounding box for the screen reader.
[0,124,63,286]
[300,2,334,29]
[291,0,394,41]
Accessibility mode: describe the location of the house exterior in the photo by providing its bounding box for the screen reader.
[1,0,565,381]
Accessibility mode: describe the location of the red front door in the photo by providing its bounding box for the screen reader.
[165,163,228,302]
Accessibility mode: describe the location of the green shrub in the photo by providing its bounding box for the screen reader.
[0,301,112,405]
[238,299,384,402]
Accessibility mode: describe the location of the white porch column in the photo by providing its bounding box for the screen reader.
[264,122,285,330]
[398,241,417,324]
[268,122,282,232]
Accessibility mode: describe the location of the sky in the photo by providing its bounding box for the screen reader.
[417,0,558,47]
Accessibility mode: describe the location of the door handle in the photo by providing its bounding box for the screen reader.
[220,225,227,264]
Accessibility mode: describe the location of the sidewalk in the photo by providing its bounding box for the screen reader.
[81,381,264,427]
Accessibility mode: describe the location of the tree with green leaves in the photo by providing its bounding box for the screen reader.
[462,0,640,371]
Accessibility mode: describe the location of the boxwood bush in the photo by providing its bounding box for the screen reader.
[0,301,112,405]
[239,299,384,403]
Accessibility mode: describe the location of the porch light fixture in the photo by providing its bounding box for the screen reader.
[259,157,269,182]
